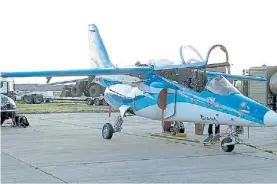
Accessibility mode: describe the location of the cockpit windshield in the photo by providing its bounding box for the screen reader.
[205,76,240,96]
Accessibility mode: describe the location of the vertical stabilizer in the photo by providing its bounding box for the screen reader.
[88,24,113,68]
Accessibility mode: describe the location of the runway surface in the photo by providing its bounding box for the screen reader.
[1,113,277,183]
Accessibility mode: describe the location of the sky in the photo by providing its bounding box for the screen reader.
[0,0,276,84]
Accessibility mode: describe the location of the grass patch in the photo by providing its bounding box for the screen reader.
[16,102,117,114]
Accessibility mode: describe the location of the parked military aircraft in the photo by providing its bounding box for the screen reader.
[1,24,277,153]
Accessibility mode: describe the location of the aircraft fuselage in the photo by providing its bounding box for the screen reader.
[104,74,277,127]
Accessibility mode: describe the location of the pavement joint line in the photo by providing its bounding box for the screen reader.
[235,152,277,161]
[1,151,68,183]
[26,117,97,129]
[122,132,204,148]
[37,153,237,168]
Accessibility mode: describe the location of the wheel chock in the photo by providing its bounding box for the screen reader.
[175,133,187,137]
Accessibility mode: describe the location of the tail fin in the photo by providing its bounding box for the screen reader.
[88,24,114,68]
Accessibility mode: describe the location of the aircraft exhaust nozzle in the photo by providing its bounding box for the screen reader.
[264,110,277,126]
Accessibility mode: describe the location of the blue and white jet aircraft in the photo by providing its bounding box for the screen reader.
[1,24,277,152]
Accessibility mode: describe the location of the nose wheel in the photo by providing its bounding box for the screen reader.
[221,137,235,152]
[102,123,114,139]
[220,126,243,152]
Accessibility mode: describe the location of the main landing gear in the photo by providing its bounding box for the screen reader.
[220,126,243,152]
[169,121,185,134]
[102,114,123,139]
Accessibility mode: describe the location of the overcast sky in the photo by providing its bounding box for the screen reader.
[0,0,276,84]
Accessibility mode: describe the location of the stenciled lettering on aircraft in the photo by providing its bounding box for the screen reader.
[200,115,218,122]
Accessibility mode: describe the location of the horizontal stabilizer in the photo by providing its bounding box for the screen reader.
[206,71,267,81]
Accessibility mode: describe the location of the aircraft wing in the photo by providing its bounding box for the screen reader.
[1,62,208,79]
[0,67,152,78]
[205,71,267,81]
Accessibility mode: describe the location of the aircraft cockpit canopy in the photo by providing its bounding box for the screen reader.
[205,76,240,96]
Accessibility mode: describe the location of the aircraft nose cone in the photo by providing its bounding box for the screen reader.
[264,110,277,126]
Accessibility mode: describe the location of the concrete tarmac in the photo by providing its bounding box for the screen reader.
[1,113,277,183]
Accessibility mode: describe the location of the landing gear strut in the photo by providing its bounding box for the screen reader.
[102,114,123,139]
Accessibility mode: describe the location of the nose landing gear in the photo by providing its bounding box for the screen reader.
[102,114,124,139]
[220,126,243,152]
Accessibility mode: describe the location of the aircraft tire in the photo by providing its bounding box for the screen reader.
[221,137,235,152]
[102,123,114,139]
[21,116,29,127]
[16,116,29,128]
[179,128,185,133]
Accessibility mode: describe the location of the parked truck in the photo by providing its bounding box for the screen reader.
[60,80,105,98]
[19,91,54,104]
[236,65,277,112]
[0,77,16,101]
